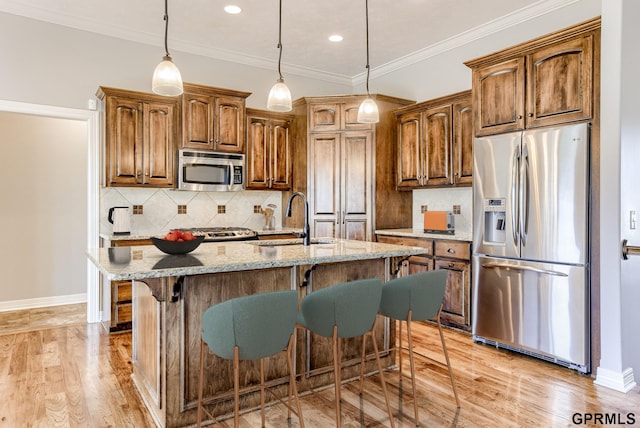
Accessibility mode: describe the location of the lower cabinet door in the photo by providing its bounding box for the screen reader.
[435,259,471,331]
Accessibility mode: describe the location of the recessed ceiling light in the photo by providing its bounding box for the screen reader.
[224,5,242,14]
[329,34,343,42]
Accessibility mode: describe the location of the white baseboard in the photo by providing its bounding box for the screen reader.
[594,367,637,393]
[0,293,87,313]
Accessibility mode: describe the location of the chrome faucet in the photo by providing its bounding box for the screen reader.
[285,192,310,246]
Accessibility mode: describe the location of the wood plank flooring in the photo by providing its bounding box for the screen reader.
[0,304,638,427]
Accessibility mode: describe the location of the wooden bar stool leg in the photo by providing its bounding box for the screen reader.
[233,347,240,428]
[197,339,206,428]
[332,325,342,428]
[398,318,403,383]
[260,359,266,428]
[359,334,367,393]
[287,336,305,428]
[437,307,460,407]
[371,318,396,428]
[406,313,419,426]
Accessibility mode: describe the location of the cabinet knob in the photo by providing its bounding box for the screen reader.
[136,171,141,177]
[528,113,534,117]
[517,115,523,119]
[447,248,455,254]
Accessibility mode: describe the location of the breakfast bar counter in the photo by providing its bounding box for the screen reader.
[88,239,426,428]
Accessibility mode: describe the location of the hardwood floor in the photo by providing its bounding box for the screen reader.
[0,304,638,427]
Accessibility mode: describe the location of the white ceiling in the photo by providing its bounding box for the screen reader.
[0,0,576,83]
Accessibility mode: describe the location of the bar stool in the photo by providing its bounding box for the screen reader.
[376,270,460,426]
[197,290,304,428]
[296,278,395,428]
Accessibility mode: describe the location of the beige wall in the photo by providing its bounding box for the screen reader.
[0,112,87,305]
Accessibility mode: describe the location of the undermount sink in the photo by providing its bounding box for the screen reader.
[250,238,338,247]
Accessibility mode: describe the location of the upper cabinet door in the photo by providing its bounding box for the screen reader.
[453,97,473,186]
[214,96,245,153]
[269,119,291,190]
[143,102,176,186]
[182,93,214,150]
[246,116,270,189]
[473,57,526,137]
[526,35,593,128]
[309,103,340,132]
[106,97,143,185]
[396,111,423,189]
[342,101,374,131]
[423,104,453,186]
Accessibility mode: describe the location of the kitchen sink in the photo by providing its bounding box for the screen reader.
[250,238,338,247]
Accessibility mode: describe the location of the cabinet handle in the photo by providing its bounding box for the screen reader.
[447,248,455,254]
[449,263,454,268]
[136,171,141,178]
[528,113,534,117]
[342,211,345,225]
[517,115,523,119]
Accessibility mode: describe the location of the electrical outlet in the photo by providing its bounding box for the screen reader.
[421,205,428,213]
[631,210,636,230]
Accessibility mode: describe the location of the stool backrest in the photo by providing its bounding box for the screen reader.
[380,270,448,321]
[201,290,298,360]
[300,278,383,338]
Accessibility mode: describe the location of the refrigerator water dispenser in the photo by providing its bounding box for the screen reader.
[483,199,506,244]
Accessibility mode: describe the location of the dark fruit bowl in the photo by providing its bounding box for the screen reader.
[150,236,205,255]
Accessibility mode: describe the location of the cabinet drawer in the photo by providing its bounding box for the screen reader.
[377,235,434,256]
[434,240,470,260]
[113,281,132,303]
[115,303,132,324]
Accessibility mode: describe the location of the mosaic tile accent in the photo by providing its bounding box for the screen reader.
[453,205,461,214]
[217,205,226,214]
[133,205,143,215]
[178,205,187,214]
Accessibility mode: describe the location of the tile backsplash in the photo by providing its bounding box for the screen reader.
[412,187,473,234]
[100,188,283,235]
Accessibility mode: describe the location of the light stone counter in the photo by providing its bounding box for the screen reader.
[87,238,428,281]
[375,228,473,242]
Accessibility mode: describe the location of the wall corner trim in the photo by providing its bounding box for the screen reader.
[594,367,637,393]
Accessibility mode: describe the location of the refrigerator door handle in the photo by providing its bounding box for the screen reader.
[520,146,529,247]
[482,262,568,277]
[511,147,520,246]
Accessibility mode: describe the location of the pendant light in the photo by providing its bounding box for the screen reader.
[357,0,379,123]
[152,0,183,96]
[267,0,292,112]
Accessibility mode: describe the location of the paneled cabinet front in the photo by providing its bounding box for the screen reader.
[395,91,472,189]
[467,22,598,136]
[98,87,178,188]
[181,83,250,153]
[310,132,373,241]
[246,109,292,190]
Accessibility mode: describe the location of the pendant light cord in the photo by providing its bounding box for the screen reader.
[364,0,371,96]
[163,0,170,58]
[277,0,284,81]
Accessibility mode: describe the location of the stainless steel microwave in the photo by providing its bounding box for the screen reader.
[177,150,245,191]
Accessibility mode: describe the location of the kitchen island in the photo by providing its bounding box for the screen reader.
[88,238,427,428]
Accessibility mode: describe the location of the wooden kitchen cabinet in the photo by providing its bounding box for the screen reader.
[246,108,293,190]
[289,94,415,242]
[181,83,251,153]
[376,234,471,331]
[466,19,599,137]
[98,87,179,187]
[395,90,472,189]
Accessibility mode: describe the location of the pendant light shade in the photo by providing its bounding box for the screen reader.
[153,55,183,96]
[152,0,183,96]
[357,97,380,123]
[357,0,379,123]
[267,0,292,111]
[267,78,292,111]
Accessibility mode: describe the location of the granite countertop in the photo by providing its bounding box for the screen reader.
[375,228,473,242]
[88,238,428,281]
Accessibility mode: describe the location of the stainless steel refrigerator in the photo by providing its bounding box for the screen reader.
[472,122,590,373]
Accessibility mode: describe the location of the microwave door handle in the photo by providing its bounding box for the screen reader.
[227,162,233,191]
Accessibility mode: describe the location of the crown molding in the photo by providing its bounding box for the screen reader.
[352,0,580,86]
[0,0,579,87]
